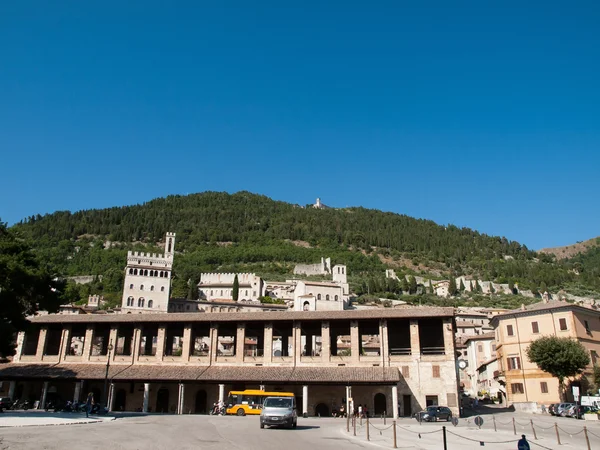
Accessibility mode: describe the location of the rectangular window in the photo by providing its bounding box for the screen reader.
[478,344,483,353]
[432,365,440,378]
[531,322,539,334]
[559,318,568,331]
[511,383,524,394]
[491,344,497,351]
[507,356,521,370]
[540,382,548,394]
[507,325,514,336]
[402,366,410,379]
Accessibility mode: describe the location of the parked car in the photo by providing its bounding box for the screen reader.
[548,404,557,415]
[0,397,12,412]
[414,406,453,422]
[566,405,597,418]
[557,403,575,417]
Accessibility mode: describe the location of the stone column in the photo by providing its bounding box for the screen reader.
[392,385,399,419]
[350,320,360,363]
[236,323,245,362]
[108,383,116,412]
[409,320,420,356]
[264,323,273,364]
[36,327,48,359]
[182,325,192,362]
[178,383,185,415]
[210,324,219,363]
[218,384,225,404]
[156,326,166,360]
[302,385,308,418]
[345,385,352,418]
[40,381,49,410]
[321,321,330,363]
[8,381,16,400]
[73,380,83,403]
[442,318,454,360]
[294,322,302,365]
[60,327,71,361]
[380,320,389,366]
[14,332,25,361]
[109,327,118,361]
[143,383,150,413]
[83,326,94,361]
[132,327,142,362]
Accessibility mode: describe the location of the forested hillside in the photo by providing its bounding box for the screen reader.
[9,191,598,305]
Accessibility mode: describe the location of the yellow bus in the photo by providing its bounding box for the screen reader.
[226,390,295,416]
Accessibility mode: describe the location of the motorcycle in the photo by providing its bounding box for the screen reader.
[209,403,226,415]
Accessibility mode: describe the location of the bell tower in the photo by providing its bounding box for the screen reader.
[165,232,176,260]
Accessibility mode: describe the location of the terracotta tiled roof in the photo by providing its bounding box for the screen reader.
[29,307,454,324]
[463,332,495,344]
[0,363,400,384]
[490,301,600,325]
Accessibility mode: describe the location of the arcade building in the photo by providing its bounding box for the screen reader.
[0,308,460,418]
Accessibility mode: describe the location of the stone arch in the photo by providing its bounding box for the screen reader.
[148,300,153,308]
[195,390,207,414]
[315,403,329,417]
[374,393,386,415]
[326,294,330,300]
[303,301,310,311]
[156,388,170,413]
[317,294,322,300]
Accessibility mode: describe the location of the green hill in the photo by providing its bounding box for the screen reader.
[8,191,597,306]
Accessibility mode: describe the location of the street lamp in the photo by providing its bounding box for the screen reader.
[103,340,114,408]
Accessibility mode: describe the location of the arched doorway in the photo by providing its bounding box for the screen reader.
[315,403,329,417]
[195,390,207,414]
[115,389,127,411]
[156,388,170,413]
[374,393,386,415]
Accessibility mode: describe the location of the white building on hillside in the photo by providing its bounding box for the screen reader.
[121,232,175,313]
[198,273,264,302]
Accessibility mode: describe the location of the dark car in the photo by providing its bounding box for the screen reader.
[414,406,453,422]
[0,397,12,412]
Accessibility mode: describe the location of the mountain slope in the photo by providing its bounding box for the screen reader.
[10,191,589,298]
[539,236,600,260]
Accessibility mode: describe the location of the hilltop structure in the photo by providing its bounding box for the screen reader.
[121,232,176,313]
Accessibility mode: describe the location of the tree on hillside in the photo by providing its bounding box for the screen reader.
[459,279,465,292]
[508,280,515,294]
[428,279,434,295]
[526,336,590,401]
[401,277,409,294]
[0,222,62,358]
[540,281,548,294]
[232,274,239,301]
[489,282,495,294]
[476,281,483,293]
[448,278,457,296]
[469,281,474,292]
[408,276,417,294]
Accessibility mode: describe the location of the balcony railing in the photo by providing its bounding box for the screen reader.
[421,346,445,355]
[389,347,411,356]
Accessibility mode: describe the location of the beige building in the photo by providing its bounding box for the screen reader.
[198,273,265,302]
[462,333,498,398]
[491,300,600,407]
[121,233,176,312]
[1,308,459,418]
[293,280,346,311]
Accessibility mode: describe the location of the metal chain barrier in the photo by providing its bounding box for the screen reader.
[587,429,600,439]
[445,429,518,444]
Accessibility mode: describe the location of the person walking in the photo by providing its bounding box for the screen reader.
[85,392,94,418]
[517,434,530,450]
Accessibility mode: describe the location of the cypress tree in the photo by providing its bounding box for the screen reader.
[401,277,409,294]
[429,279,434,295]
[232,274,239,301]
[459,279,465,292]
[448,277,457,296]
[408,275,417,294]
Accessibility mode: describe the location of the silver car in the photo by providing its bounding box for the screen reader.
[260,396,297,429]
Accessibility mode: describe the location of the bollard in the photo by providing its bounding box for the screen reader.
[353,415,356,436]
[360,415,363,427]
[493,415,497,432]
[384,412,387,426]
[346,412,350,432]
[366,416,370,441]
[392,420,397,449]
[584,426,591,450]
[512,417,517,435]
[442,426,448,450]
[554,422,561,445]
[530,419,537,440]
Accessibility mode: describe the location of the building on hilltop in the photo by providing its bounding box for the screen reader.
[491,299,600,410]
[294,257,332,276]
[198,273,264,303]
[121,232,175,313]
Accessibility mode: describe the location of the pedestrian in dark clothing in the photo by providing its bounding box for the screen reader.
[85,392,94,418]
[518,434,530,450]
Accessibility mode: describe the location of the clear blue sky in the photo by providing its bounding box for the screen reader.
[1,1,598,250]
